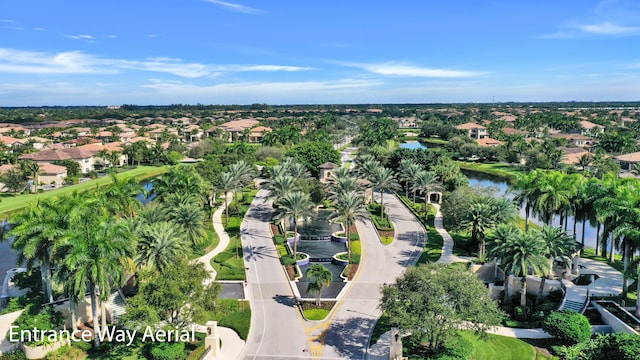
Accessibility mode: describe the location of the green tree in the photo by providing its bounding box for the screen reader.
[411,170,441,219]
[510,170,543,232]
[380,263,503,355]
[136,259,220,328]
[0,168,26,194]
[358,117,398,147]
[370,166,399,219]
[164,202,208,246]
[60,199,134,347]
[305,264,333,306]
[285,141,340,177]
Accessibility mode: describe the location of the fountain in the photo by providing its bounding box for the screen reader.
[285,209,350,299]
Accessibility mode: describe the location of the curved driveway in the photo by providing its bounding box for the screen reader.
[239,189,426,359]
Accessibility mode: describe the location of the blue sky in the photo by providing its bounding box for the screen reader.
[1,0,639,106]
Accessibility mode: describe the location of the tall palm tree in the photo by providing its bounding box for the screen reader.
[273,191,315,260]
[534,171,575,226]
[397,159,420,197]
[164,202,207,246]
[9,197,77,303]
[19,160,39,192]
[411,170,441,219]
[214,171,237,225]
[62,199,133,347]
[371,166,399,219]
[330,190,369,261]
[305,264,333,306]
[266,174,299,204]
[510,170,543,232]
[228,160,256,204]
[491,228,548,309]
[135,221,190,273]
[325,175,360,200]
[281,157,311,182]
[463,202,496,259]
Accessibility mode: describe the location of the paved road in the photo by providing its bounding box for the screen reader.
[319,192,426,359]
[240,189,311,359]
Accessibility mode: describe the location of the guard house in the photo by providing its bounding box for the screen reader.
[318,162,339,183]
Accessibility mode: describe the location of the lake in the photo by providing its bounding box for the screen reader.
[400,141,428,150]
[464,170,603,251]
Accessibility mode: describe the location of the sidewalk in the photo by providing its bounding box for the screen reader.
[432,204,473,264]
[194,192,246,359]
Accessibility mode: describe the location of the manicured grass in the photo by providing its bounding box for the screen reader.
[303,308,330,321]
[195,298,251,340]
[0,165,169,218]
[380,235,393,245]
[582,247,624,273]
[459,331,547,360]
[456,161,524,181]
[420,137,448,145]
[211,187,258,281]
[190,221,218,259]
[369,313,391,346]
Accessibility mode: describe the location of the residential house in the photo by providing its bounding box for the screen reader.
[550,133,596,149]
[37,163,68,188]
[614,152,640,172]
[571,120,605,136]
[455,122,487,139]
[476,137,504,147]
[249,126,272,143]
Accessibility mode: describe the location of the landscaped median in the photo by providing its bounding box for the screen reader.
[367,203,394,245]
[395,194,443,263]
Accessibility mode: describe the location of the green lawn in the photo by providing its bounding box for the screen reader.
[456,161,525,181]
[303,308,329,320]
[459,331,553,360]
[193,299,251,340]
[0,165,169,218]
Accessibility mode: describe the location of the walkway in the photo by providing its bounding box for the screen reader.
[431,203,473,264]
[194,191,245,360]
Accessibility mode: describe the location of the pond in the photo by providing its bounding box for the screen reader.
[400,141,428,150]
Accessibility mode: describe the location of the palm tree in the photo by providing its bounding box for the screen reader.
[371,166,399,219]
[95,149,110,170]
[273,191,315,260]
[325,175,360,200]
[228,160,256,204]
[19,160,39,192]
[411,170,441,219]
[62,199,133,347]
[107,151,122,169]
[9,198,67,303]
[539,226,577,278]
[100,172,143,218]
[534,171,575,226]
[305,264,333,306]
[330,190,369,261]
[491,228,548,309]
[510,170,543,232]
[397,159,421,197]
[577,153,592,172]
[281,157,311,182]
[463,202,496,259]
[214,171,237,225]
[135,221,190,273]
[266,174,298,204]
[165,202,207,246]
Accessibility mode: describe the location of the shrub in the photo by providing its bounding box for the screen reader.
[281,255,297,266]
[542,310,592,345]
[150,342,186,360]
[46,345,85,360]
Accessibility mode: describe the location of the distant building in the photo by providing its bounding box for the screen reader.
[455,122,487,139]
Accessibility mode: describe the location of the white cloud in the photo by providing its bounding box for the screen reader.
[64,34,95,42]
[574,22,640,35]
[0,20,15,23]
[32,27,47,31]
[338,61,479,78]
[203,0,263,14]
[0,48,313,77]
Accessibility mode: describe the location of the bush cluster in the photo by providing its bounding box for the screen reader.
[542,310,592,345]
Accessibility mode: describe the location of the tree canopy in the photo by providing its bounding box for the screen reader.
[380,263,504,355]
